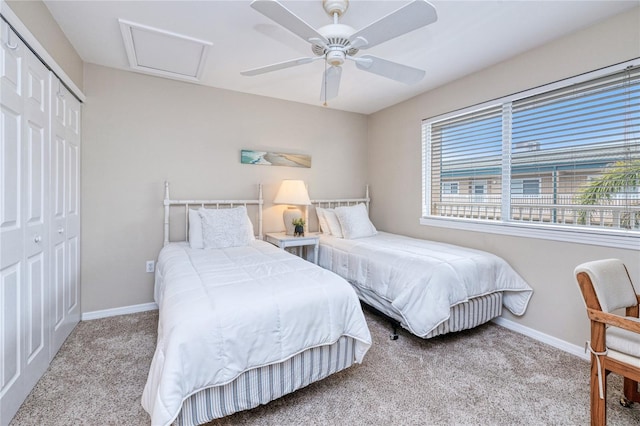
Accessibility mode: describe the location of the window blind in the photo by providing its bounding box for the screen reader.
[423,64,640,233]
[428,105,503,220]
[511,67,640,229]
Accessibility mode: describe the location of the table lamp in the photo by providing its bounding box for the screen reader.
[273,179,311,235]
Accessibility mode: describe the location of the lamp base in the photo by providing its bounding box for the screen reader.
[283,208,302,236]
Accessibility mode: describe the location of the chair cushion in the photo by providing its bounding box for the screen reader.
[607,317,640,360]
[575,259,637,313]
[608,349,640,368]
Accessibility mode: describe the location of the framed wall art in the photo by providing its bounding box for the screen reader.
[241,149,311,168]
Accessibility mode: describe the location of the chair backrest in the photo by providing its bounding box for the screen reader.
[575,259,637,313]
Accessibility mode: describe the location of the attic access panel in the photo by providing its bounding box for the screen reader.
[119,19,212,82]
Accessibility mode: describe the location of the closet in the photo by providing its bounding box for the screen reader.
[0,19,81,426]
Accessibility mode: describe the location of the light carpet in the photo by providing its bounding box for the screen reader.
[10,309,640,425]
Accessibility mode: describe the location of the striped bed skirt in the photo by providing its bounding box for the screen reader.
[353,285,503,339]
[174,335,358,426]
[423,292,503,338]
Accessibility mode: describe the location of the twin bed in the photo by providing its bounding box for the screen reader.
[141,183,372,426]
[311,190,532,339]
[142,183,532,425]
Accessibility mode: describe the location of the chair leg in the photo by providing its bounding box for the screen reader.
[623,378,640,404]
[590,362,606,426]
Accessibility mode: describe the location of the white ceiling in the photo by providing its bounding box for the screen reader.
[43,0,638,115]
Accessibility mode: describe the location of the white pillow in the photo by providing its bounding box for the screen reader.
[315,207,331,235]
[188,209,204,249]
[322,208,343,238]
[334,203,377,239]
[199,206,254,249]
[189,207,255,249]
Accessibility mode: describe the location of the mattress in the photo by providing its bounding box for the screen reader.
[318,232,532,338]
[142,241,372,426]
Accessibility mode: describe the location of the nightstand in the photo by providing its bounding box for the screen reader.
[265,232,320,264]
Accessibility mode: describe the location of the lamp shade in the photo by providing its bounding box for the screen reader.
[273,180,311,205]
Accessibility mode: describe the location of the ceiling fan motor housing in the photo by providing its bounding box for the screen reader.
[313,23,359,59]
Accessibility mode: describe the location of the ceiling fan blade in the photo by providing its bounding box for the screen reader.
[348,0,437,49]
[250,0,329,45]
[354,55,425,85]
[320,66,342,101]
[349,37,368,50]
[241,57,317,76]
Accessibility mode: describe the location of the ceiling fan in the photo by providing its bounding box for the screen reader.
[241,0,438,103]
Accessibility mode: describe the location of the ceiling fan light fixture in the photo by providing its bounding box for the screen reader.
[326,50,345,66]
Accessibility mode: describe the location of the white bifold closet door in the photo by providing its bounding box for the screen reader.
[0,20,81,426]
[50,74,81,356]
[1,21,51,425]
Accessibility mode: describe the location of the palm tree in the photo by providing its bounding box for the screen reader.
[576,160,640,229]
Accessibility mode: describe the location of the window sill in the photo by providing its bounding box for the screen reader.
[419,217,640,250]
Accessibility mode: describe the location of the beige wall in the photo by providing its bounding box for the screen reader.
[5,0,83,90]
[81,64,368,312]
[367,8,640,348]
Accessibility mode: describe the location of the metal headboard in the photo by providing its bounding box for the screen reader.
[163,181,264,246]
[310,185,370,211]
[309,185,370,233]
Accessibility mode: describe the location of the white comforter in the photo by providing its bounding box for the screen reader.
[142,241,371,426]
[319,232,533,337]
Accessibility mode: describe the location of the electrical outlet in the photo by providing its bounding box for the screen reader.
[146,260,155,273]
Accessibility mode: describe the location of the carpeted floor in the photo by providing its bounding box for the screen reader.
[9,309,640,425]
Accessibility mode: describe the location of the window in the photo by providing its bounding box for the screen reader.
[512,178,541,196]
[442,182,459,195]
[422,62,640,248]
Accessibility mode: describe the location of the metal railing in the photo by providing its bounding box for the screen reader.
[432,195,640,230]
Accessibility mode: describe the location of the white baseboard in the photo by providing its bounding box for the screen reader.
[81,302,158,321]
[80,303,588,361]
[492,316,589,361]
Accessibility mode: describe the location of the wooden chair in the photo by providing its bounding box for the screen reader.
[575,259,640,426]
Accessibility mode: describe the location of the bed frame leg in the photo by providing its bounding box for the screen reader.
[360,301,401,341]
[390,324,399,340]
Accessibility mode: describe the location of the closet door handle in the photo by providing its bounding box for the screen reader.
[33,235,42,243]
[57,227,64,234]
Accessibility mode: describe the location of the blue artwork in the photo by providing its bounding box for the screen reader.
[241,150,311,168]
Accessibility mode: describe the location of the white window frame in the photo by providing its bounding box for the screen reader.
[421,59,640,251]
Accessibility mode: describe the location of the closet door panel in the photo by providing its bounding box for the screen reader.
[50,119,66,339]
[26,252,45,360]
[67,236,79,311]
[0,116,22,402]
[52,241,65,329]
[1,24,51,425]
[65,105,80,316]
[0,32,21,99]
[22,52,49,379]
[0,24,24,420]
[0,105,21,267]
[0,264,20,395]
[0,32,22,269]
[50,78,80,355]
[24,121,45,254]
